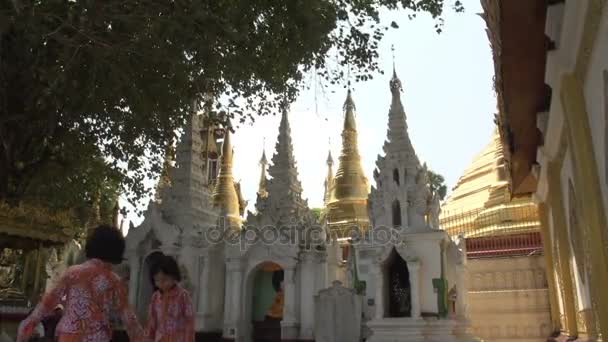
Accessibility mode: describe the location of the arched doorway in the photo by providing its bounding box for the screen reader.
[250,262,284,342]
[385,248,411,317]
[137,251,164,319]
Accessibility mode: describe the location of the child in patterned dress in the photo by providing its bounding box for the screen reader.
[17,225,143,342]
[145,255,195,342]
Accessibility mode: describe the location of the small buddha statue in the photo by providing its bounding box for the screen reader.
[266,270,284,320]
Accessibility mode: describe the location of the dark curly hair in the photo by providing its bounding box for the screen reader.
[85,225,125,264]
[150,255,182,283]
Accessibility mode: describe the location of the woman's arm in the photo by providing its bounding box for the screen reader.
[113,278,144,342]
[17,274,68,342]
[181,290,195,342]
[144,292,158,341]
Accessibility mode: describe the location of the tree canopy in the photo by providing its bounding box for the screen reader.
[427,169,448,201]
[1,0,463,209]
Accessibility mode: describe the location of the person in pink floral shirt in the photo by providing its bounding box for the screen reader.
[17,225,143,342]
[145,255,195,342]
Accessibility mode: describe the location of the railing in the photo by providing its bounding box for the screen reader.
[440,205,544,258]
[465,232,543,258]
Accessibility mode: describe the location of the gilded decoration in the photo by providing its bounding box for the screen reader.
[554,243,568,321]
[438,101,541,240]
[0,201,77,244]
[577,310,588,335]
[577,309,598,337]
[567,182,586,284]
[0,249,25,301]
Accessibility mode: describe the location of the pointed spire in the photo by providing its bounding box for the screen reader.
[257,141,269,198]
[212,125,242,228]
[260,148,268,165]
[261,106,306,212]
[384,64,418,165]
[160,100,210,227]
[326,90,370,236]
[343,89,357,130]
[221,127,233,164]
[332,89,368,202]
[390,66,403,95]
[323,149,335,207]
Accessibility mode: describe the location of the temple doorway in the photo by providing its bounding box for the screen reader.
[250,262,284,342]
[137,251,164,320]
[386,248,411,317]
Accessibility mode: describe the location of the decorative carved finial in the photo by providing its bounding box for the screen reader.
[390,45,403,94]
[260,138,268,165]
[343,89,356,113]
[391,44,396,71]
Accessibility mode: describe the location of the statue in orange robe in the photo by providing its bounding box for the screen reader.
[266,270,284,320]
[266,289,284,319]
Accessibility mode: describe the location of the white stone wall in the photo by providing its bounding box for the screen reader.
[467,255,552,342]
[537,3,608,336]
[583,6,608,217]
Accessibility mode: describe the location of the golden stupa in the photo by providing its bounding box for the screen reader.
[212,128,242,229]
[325,90,371,238]
[440,130,540,237]
[257,148,269,199]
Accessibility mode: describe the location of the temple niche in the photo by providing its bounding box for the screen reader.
[222,108,328,342]
[353,69,477,341]
[386,248,411,318]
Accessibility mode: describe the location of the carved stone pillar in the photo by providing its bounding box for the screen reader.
[408,260,421,319]
[299,253,316,340]
[315,253,328,292]
[231,264,243,323]
[222,270,233,328]
[223,259,243,339]
[283,266,297,323]
[198,254,209,313]
[128,255,140,306]
[373,264,384,319]
[282,265,299,339]
[455,262,467,319]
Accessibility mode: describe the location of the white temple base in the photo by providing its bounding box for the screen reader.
[280,320,300,340]
[366,318,481,342]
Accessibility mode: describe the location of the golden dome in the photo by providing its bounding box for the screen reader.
[440,130,540,237]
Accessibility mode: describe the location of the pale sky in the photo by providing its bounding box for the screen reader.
[122,0,496,228]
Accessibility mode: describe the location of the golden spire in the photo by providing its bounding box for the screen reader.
[212,126,241,228]
[326,89,370,238]
[323,149,334,207]
[332,89,369,200]
[258,141,269,198]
